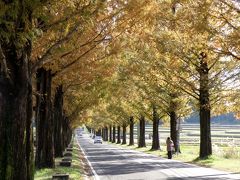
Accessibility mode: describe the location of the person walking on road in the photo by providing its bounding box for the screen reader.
[166,137,174,159]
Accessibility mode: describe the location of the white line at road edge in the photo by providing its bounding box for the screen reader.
[76,137,100,180]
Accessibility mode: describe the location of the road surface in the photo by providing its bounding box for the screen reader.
[76,132,240,180]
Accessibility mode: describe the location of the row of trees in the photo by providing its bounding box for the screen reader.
[85,0,240,161]
[0,0,239,179]
[0,0,149,179]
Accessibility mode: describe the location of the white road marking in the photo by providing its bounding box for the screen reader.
[76,137,100,180]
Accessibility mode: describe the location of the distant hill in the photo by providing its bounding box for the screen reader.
[185,113,240,125]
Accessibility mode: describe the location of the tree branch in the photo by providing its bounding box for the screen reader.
[32,21,82,72]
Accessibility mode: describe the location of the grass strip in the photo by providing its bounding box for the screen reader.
[107,142,240,173]
[34,140,83,180]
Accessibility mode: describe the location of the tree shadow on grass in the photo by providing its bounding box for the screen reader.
[191,156,214,168]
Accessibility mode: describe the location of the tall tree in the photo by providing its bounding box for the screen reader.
[122,123,127,145]
[129,116,135,146]
[112,126,116,143]
[138,115,146,148]
[151,105,160,150]
[53,85,64,157]
[109,125,112,142]
[116,126,121,144]
[35,68,55,168]
[0,1,36,178]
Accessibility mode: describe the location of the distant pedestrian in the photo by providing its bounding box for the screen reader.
[166,137,174,159]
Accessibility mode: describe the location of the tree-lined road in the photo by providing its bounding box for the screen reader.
[76,133,240,180]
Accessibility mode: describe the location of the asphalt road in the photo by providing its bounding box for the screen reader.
[76,132,240,180]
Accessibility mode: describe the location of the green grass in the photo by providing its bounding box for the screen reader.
[108,142,240,173]
[34,141,83,180]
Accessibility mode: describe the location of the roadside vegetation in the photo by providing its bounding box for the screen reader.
[102,123,240,173]
[35,141,83,180]
[1,1,240,179]
[110,142,240,173]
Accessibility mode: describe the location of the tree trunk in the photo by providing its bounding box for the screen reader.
[129,117,134,146]
[112,126,116,143]
[35,68,55,168]
[101,128,104,140]
[0,1,35,179]
[105,127,108,141]
[122,124,127,145]
[0,43,33,179]
[170,111,181,153]
[138,116,146,147]
[96,129,101,136]
[151,105,160,150]
[54,85,64,157]
[169,92,181,153]
[62,116,72,148]
[117,126,121,144]
[199,53,212,158]
[109,125,112,142]
[26,79,34,180]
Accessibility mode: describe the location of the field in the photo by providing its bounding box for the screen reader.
[113,123,240,172]
[131,123,240,146]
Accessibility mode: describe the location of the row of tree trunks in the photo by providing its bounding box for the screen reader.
[107,117,135,146]
[35,71,73,169]
[102,127,109,141]
[151,105,160,150]
[35,68,55,169]
[0,42,33,180]
[96,129,101,136]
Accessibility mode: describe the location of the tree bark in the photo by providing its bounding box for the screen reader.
[26,79,34,180]
[109,125,112,142]
[96,129,101,136]
[112,126,116,143]
[101,128,104,140]
[199,53,212,158]
[117,126,121,144]
[0,1,35,179]
[170,111,181,153]
[0,40,33,180]
[169,93,181,153]
[129,116,134,146]
[105,127,109,141]
[35,68,55,168]
[54,85,64,157]
[62,116,72,148]
[138,116,146,147]
[122,123,127,144]
[151,105,160,150]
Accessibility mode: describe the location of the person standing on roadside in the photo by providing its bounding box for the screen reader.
[166,137,174,159]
